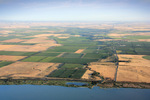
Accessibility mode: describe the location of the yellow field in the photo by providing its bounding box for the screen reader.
[117,54,150,83]
[88,62,117,80]
[0,55,26,61]
[0,37,61,52]
[81,70,93,79]
[75,49,85,53]
[0,62,61,78]
[0,45,16,50]
[0,30,14,34]
[138,39,150,42]
[32,34,69,38]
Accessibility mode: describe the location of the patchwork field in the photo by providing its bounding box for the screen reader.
[0,22,149,83]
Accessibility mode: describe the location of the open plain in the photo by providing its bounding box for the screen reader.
[0,22,149,86]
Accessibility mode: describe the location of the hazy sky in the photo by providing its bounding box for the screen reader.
[0,0,150,21]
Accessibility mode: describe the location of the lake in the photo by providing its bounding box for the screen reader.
[0,85,150,100]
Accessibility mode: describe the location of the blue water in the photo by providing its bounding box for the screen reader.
[66,82,88,86]
[0,85,150,100]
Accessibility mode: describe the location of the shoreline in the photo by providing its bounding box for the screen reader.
[0,77,150,89]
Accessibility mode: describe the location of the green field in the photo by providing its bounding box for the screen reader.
[35,52,61,57]
[50,57,98,64]
[48,68,86,79]
[40,57,55,62]
[71,69,87,79]
[83,53,108,59]
[143,56,150,60]
[48,69,66,77]
[22,56,47,62]
[112,41,150,55]
[0,51,37,56]
[61,64,84,69]
[61,53,83,58]
[124,35,150,40]
[0,61,14,67]
[46,46,82,52]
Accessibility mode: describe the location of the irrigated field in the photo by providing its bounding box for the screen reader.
[48,68,86,79]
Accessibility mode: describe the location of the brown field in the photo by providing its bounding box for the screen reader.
[23,30,56,33]
[32,34,69,38]
[0,55,26,61]
[108,33,133,37]
[0,45,16,50]
[117,54,150,83]
[81,70,93,79]
[88,62,117,80]
[0,30,14,34]
[31,34,56,37]
[0,37,61,52]
[22,37,53,43]
[108,32,150,38]
[0,62,61,78]
[0,35,9,37]
[58,37,69,39]
[75,49,85,53]
[138,39,150,42]
[1,38,25,43]
[4,44,61,52]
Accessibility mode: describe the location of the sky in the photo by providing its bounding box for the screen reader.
[0,0,150,21]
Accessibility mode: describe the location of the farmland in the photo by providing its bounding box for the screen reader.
[0,22,149,85]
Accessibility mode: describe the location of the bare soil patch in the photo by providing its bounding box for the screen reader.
[0,62,61,78]
[0,55,26,61]
[117,54,150,83]
[75,49,85,53]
